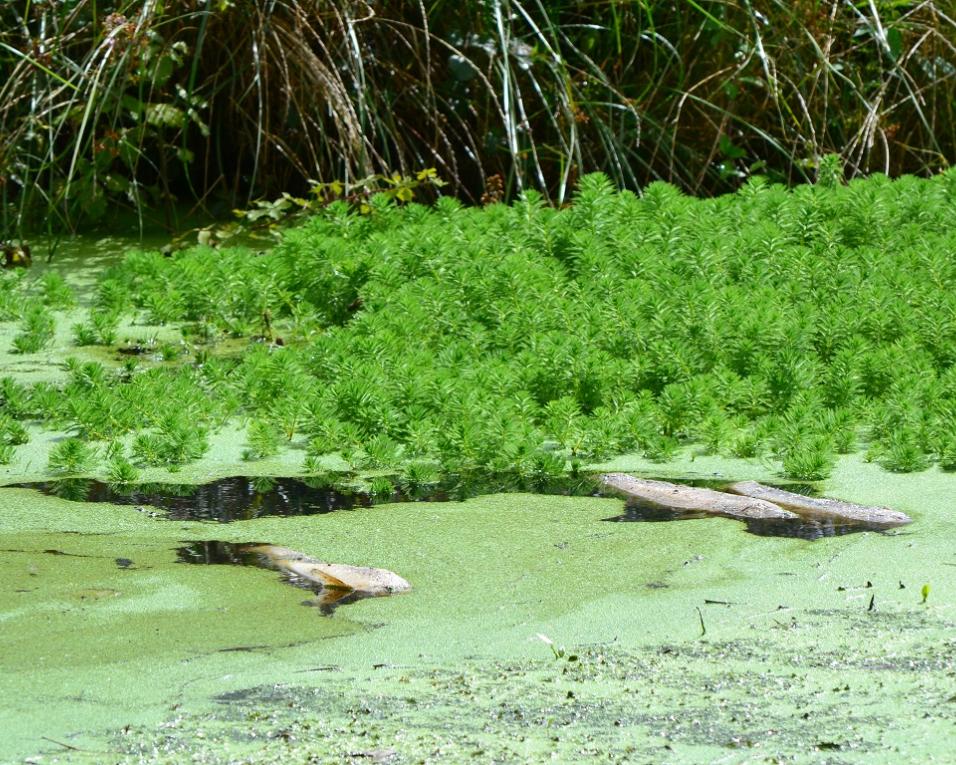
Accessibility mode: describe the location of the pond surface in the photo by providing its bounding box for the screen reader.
[0,453,949,764]
[2,234,950,763]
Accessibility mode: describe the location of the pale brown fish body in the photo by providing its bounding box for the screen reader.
[599,474,797,520]
[726,481,912,526]
[242,544,412,596]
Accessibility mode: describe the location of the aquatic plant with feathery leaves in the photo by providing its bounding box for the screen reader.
[48,438,98,476]
[12,171,956,481]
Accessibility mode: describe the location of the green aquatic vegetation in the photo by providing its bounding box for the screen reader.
[158,342,182,361]
[363,435,402,469]
[368,476,395,498]
[0,415,28,464]
[106,455,141,487]
[780,437,836,482]
[50,478,94,501]
[0,415,28,447]
[937,433,956,472]
[399,462,440,494]
[879,431,931,474]
[39,273,75,310]
[15,172,956,478]
[12,303,55,354]
[729,429,763,460]
[300,449,339,478]
[249,476,276,495]
[70,322,98,347]
[642,435,680,463]
[0,377,31,420]
[131,416,209,469]
[72,309,121,346]
[96,279,133,316]
[824,408,858,455]
[339,445,369,472]
[47,438,98,476]
[0,272,26,320]
[159,417,210,466]
[130,434,165,468]
[142,290,186,326]
[305,422,355,460]
[242,420,281,462]
[544,396,583,453]
[695,413,734,456]
[91,311,120,345]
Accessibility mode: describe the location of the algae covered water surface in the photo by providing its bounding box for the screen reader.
[2,454,955,763]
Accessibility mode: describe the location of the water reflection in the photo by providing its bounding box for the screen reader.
[19,473,600,523]
[15,473,881,540]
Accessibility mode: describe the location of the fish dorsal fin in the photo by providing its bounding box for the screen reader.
[297,563,352,590]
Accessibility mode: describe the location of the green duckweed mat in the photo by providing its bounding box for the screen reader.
[2,453,954,763]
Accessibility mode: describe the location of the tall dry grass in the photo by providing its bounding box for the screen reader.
[0,0,953,232]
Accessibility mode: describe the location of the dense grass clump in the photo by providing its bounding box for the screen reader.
[10,171,956,477]
[1,2,953,230]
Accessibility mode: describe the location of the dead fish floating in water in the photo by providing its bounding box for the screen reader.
[598,474,797,521]
[598,474,912,529]
[242,544,413,597]
[726,481,912,526]
[176,541,411,612]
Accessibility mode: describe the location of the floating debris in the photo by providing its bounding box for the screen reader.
[599,474,796,520]
[176,541,411,614]
[726,481,912,526]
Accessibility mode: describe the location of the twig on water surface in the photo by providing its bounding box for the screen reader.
[39,736,118,755]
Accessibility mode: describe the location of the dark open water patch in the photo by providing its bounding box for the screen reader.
[26,476,382,521]
[10,474,892,540]
[12,473,602,522]
[11,473,766,520]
